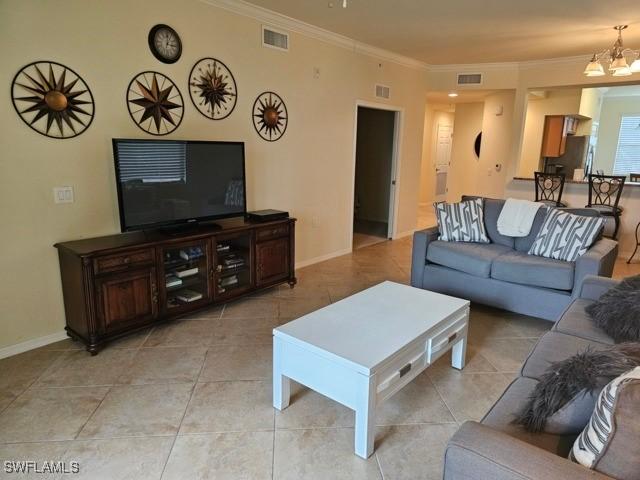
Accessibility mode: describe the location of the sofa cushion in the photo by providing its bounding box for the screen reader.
[482,376,577,456]
[434,198,490,243]
[426,241,512,278]
[554,299,614,345]
[514,207,549,252]
[462,196,515,248]
[521,331,610,380]
[491,251,575,291]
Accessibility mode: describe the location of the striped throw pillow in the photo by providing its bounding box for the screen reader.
[528,209,604,261]
[570,366,640,475]
[434,198,489,243]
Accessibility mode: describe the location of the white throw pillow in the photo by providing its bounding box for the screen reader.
[434,198,490,243]
[528,209,604,262]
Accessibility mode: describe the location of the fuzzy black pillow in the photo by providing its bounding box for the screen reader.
[513,343,640,433]
[586,275,640,343]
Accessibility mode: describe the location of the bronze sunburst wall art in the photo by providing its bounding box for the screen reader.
[252,91,288,142]
[11,61,95,139]
[126,71,184,136]
[189,58,238,120]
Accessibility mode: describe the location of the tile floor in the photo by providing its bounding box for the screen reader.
[0,236,637,480]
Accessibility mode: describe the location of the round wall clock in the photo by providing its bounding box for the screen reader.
[126,71,184,136]
[189,58,238,120]
[148,24,182,64]
[252,91,288,142]
[11,61,95,139]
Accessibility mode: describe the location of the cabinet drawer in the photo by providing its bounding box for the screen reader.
[427,312,468,363]
[94,249,154,274]
[376,341,428,402]
[256,224,289,242]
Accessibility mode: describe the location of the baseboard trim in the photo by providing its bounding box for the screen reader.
[295,247,352,270]
[394,229,416,240]
[0,331,68,360]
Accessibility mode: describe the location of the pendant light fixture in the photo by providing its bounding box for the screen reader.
[584,25,640,77]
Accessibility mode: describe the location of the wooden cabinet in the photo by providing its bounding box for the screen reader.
[541,115,584,158]
[55,217,296,354]
[95,267,158,335]
[256,237,290,286]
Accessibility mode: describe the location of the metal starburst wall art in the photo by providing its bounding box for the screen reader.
[189,58,238,120]
[11,61,95,139]
[252,91,288,142]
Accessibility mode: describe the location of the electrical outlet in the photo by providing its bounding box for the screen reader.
[311,215,320,228]
[53,186,74,204]
[313,67,321,79]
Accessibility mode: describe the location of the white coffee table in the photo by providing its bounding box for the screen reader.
[273,281,470,458]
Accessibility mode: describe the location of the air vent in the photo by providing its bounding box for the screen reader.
[375,84,390,99]
[262,26,289,51]
[457,73,483,86]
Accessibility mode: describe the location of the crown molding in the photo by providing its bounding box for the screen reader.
[199,0,597,74]
[200,0,429,70]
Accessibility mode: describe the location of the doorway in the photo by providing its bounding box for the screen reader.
[352,105,399,250]
[434,123,453,202]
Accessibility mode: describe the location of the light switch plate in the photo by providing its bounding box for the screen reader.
[53,186,74,204]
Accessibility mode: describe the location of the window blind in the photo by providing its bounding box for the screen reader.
[116,141,186,183]
[613,115,640,177]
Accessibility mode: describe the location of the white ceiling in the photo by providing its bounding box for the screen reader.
[244,0,640,64]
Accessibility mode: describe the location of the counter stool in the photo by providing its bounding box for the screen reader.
[585,174,625,240]
[534,171,566,207]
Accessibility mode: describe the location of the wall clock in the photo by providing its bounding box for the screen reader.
[126,71,184,135]
[252,91,288,142]
[148,24,182,64]
[11,61,95,139]
[189,58,238,120]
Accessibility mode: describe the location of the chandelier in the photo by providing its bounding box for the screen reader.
[583,25,640,77]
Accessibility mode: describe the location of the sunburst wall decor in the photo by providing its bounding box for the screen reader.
[189,58,238,120]
[252,91,288,142]
[126,71,184,136]
[11,61,95,139]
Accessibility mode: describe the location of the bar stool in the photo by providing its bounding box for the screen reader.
[585,174,625,240]
[534,171,566,207]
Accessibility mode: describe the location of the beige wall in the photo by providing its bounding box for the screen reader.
[448,103,484,201]
[593,96,640,174]
[518,89,582,176]
[419,106,454,203]
[0,0,427,349]
[577,87,604,136]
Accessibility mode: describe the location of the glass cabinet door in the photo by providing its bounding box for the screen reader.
[214,232,253,300]
[160,240,211,313]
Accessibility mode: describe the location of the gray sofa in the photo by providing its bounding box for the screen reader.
[443,275,621,479]
[411,197,618,321]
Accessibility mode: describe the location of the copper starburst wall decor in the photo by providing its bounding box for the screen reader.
[252,91,288,142]
[11,61,95,139]
[126,71,184,136]
[189,58,238,120]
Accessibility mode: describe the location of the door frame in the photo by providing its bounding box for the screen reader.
[349,100,404,249]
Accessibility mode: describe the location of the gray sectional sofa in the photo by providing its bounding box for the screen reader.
[411,197,618,321]
[443,275,621,479]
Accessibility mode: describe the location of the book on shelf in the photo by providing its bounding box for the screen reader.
[174,266,199,278]
[165,275,182,288]
[216,244,231,253]
[179,246,204,261]
[175,289,203,303]
[219,275,238,287]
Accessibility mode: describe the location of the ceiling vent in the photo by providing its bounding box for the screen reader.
[375,84,391,99]
[457,73,483,86]
[262,26,289,51]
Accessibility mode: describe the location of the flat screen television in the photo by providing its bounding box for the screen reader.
[113,139,246,232]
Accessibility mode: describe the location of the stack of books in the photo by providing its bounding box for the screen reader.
[165,274,182,288]
[222,254,245,270]
[176,289,203,303]
[179,247,204,261]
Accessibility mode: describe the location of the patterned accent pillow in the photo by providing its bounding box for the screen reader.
[570,366,640,478]
[434,198,490,243]
[528,209,604,261]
